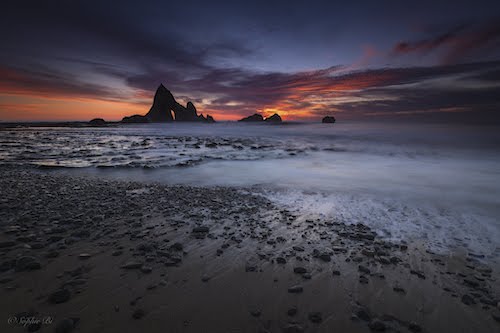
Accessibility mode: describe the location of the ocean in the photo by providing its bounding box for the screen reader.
[2,121,500,257]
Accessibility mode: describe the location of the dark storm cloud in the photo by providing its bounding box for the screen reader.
[1,0,500,121]
[392,19,500,64]
[0,65,122,101]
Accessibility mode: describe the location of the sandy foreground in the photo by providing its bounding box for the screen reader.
[0,167,499,333]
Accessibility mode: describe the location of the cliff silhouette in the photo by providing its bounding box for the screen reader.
[122,84,215,123]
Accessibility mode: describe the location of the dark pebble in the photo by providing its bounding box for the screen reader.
[132,309,145,319]
[49,289,71,304]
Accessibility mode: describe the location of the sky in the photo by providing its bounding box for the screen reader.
[1,0,500,122]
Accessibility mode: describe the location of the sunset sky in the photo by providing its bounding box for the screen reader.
[1,1,500,122]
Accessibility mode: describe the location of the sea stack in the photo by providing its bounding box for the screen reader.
[145,84,175,122]
[239,114,264,122]
[265,113,282,122]
[322,116,336,123]
[121,84,215,123]
[238,113,282,123]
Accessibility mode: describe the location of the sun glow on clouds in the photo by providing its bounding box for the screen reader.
[0,94,147,122]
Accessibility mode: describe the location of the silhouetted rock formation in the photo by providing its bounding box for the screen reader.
[265,113,282,123]
[146,84,175,122]
[121,84,215,123]
[238,113,283,123]
[122,115,149,123]
[322,116,336,123]
[239,114,264,122]
[88,118,106,126]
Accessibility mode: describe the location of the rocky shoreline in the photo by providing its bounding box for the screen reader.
[0,167,499,332]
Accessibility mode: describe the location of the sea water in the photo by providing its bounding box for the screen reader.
[1,121,499,255]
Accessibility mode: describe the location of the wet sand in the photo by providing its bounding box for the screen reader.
[0,167,499,332]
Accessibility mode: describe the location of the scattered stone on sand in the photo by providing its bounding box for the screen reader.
[283,324,305,333]
[170,242,183,251]
[393,286,406,294]
[287,307,298,316]
[358,265,371,274]
[0,240,16,248]
[27,322,41,332]
[353,307,371,321]
[410,270,426,279]
[192,226,209,233]
[120,261,143,269]
[319,253,331,262]
[276,257,287,264]
[461,294,476,305]
[141,266,152,274]
[49,289,71,304]
[408,322,423,332]
[308,312,323,323]
[288,285,303,293]
[250,309,261,317]
[293,267,307,274]
[15,256,41,271]
[55,318,79,333]
[368,319,387,331]
[132,309,145,319]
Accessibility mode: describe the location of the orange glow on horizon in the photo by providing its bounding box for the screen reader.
[0,66,400,122]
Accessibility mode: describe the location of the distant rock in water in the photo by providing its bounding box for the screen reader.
[88,118,107,126]
[265,113,282,123]
[239,114,264,122]
[238,113,283,123]
[322,116,336,123]
[122,115,149,123]
[121,84,215,123]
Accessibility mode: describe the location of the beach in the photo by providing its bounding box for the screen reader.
[1,163,499,332]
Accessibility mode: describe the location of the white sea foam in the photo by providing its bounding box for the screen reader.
[3,121,499,255]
